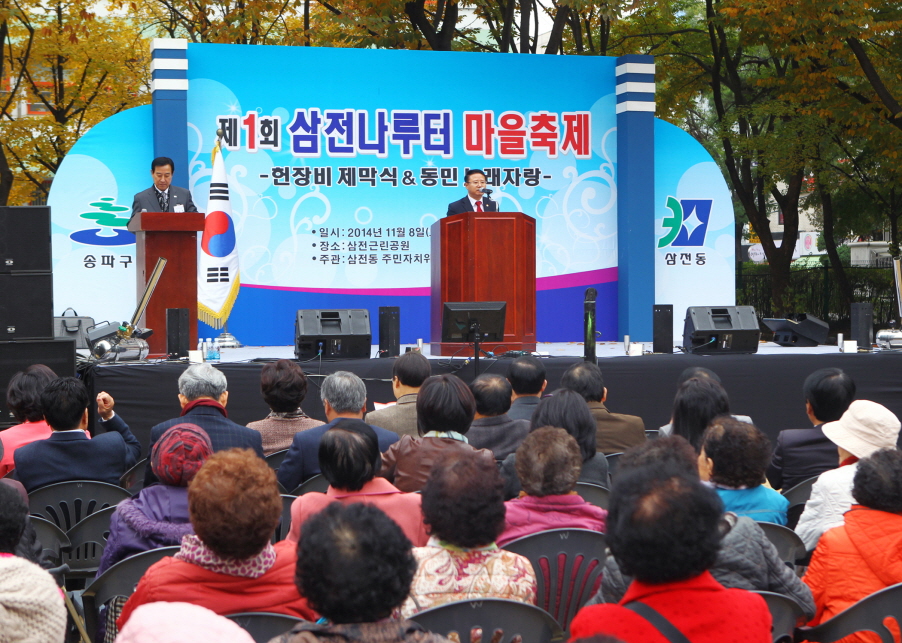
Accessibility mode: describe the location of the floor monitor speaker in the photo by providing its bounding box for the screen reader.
[295,309,371,359]
[682,306,761,354]
[763,314,829,347]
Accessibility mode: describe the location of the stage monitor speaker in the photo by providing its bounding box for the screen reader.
[682,306,761,354]
[763,313,829,347]
[166,308,190,359]
[851,302,874,349]
[0,206,51,273]
[653,304,673,354]
[378,307,400,358]
[0,338,75,427]
[295,309,371,359]
[0,272,53,339]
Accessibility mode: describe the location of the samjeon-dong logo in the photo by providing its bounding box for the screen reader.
[658,197,713,248]
[69,197,136,246]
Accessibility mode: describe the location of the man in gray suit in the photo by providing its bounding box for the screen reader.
[131,156,198,219]
[466,374,530,460]
[365,351,431,438]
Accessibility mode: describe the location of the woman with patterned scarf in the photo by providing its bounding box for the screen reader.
[117,449,316,629]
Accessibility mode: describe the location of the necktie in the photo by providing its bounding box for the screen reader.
[158,190,169,211]
[475,200,483,212]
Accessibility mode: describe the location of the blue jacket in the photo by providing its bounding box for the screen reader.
[14,414,141,493]
[277,418,399,492]
[716,485,789,526]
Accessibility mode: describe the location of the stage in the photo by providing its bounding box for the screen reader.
[83,342,902,452]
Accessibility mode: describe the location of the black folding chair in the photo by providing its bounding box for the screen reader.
[574,482,609,510]
[65,505,117,581]
[290,474,329,496]
[410,598,564,643]
[265,449,289,471]
[795,582,902,642]
[782,475,818,530]
[29,480,131,531]
[119,458,148,495]
[752,590,807,643]
[226,612,305,643]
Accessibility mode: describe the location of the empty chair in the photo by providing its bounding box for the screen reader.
[64,505,116,579]
[574,482,610,510]
[265,449,290,471]
[30,515,71,567]
[119,458,148,495]
[28,480,131,531]
[753,590,806,643]
[782,474,818,530]
[82,546,181,642]
[226,612,305,643]
[795,582,902,643]
[757,522,807,567]
[290,473,329,496]
[411,598,563,643]
[504,528,606,631]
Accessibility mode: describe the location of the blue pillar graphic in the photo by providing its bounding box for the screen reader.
[150,38,189,190]
[616,54,655,341]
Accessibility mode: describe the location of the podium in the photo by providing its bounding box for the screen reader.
[430,211,536,356]
[127,212,205,356]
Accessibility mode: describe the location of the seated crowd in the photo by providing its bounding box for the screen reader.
[0,357,899,643]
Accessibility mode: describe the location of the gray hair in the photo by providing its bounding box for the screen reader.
[321,371,366,413]
[178,363,228,400]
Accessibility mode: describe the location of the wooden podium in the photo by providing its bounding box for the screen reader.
[127,212,205,356]
[430,211,536,356]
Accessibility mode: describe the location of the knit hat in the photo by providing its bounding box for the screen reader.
[823,400,901,459]
[0,555,66,643]
[115,602,256,643]
[151,423,213,487]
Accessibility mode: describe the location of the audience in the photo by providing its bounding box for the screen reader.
[668,376,731,450]
[0,482,67,643]
[379,374,494,492]
[796,400,901,551]
[366,351,432,438]
[278,371,398,491]
[698,417,788,525]
[14,377,140,492]
[274,503,451,643]
[401,452,536,617]
[115,602,255,643]
[767,367,855,491]
[499,389,609,499]
[506,355,547,421]
[466,373,530,460]
[590,435,814,618]
[118,449,316,627]
[803,449,902,637]
[561,361,645,455]
[0,364,57,477]
[145,363,264,486]
[569,464,773,642]
[247,359,324,455]
[287,419,427,545]
[497,426,607,547]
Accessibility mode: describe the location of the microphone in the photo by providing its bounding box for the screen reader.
[480,187,493,195]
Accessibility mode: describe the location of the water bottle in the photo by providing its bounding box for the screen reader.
[205,338,213,361]
[211,339,221,363]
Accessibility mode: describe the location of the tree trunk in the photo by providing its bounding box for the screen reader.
[819,184,854,307]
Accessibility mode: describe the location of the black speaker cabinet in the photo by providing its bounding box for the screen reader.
[851,302,874,349]
[763,314,829,347]
[295,309,371,359]
[379,306,400,358]
[0,272,53,339]
[682,306,761,354]
[653,304,673,354]
[0,338,75,427]
[0,206,51,273]
[166,308,190,359]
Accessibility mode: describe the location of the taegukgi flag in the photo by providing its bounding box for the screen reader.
[198,141,240,327]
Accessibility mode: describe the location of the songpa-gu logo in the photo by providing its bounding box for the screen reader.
[658,197,713,248]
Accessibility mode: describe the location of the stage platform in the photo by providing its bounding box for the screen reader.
[83,342,902,453]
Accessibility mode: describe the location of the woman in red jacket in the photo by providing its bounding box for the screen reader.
[803,448,902,641]
[118,449,316,628]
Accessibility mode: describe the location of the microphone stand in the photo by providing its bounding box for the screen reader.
[584,287,597,362]
[469,319,482,377]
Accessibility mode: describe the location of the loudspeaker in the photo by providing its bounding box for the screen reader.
[0,206,51,273]
[0,338,76,427]
[653,304,673,354]
[295,309,371,359]
[0,273,53,339]
[851,302,874,349]
[682,306,761,354]
[378,307,400,358]
[166,308,190,359]
[763,314,829,347]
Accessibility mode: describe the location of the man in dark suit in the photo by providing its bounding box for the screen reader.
[14,378,141,492]
[766,368,856,491]
[506,355,547,421]
[131,156,198,220]
[278,371,398,492]
[365,351,431,438]
[562,361,645,455]
[446,169,498,216]
[466,374,530,460]
[143,363,264,487]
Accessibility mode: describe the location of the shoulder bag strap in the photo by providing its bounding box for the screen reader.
[623,600,693,643]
